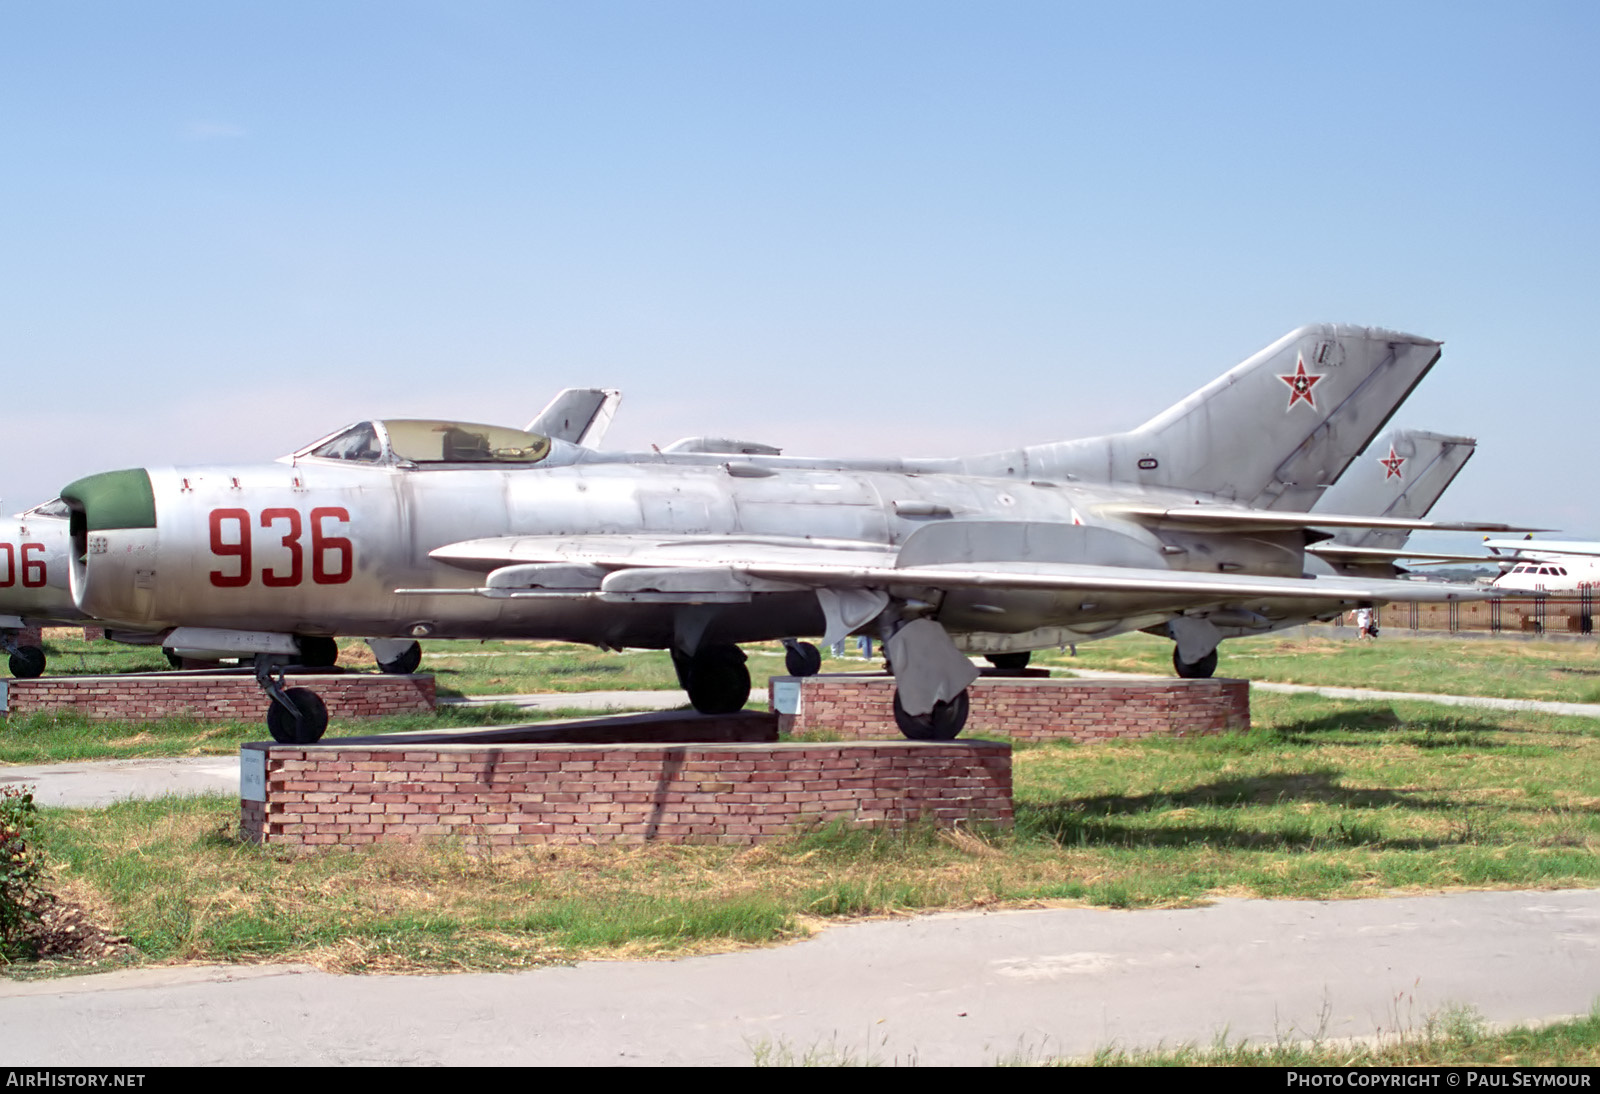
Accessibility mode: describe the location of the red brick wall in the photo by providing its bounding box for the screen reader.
[5,673,436,721]
[772,674,1248,742]
[242,738,1013,847]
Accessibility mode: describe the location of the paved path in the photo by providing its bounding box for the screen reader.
[0,888,1594,1065]
[0,757,238,808]
[1067,668,1600,719]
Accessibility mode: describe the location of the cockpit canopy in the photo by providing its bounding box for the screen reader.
[298,420,553,467]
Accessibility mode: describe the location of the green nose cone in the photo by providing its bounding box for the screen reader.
[61,469,157,530]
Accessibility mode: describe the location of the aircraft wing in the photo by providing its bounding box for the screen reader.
[416,534,1489,604]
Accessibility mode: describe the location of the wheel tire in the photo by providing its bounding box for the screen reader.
[892,688,970,741]
[163,648,183,670]
[985,651,1031,672]
[8,646,45,679]
[784,641,823,677]
[378,641,423,675]
[265,688,329,744]
[684,645,751,714]
[1172,646,1219,679]
[297,636,339,668]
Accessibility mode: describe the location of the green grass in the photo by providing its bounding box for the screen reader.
[0,704,642,766]
[1039,1005,1600,1067]
[1042,630,1600,703]
[14,689,1598,977]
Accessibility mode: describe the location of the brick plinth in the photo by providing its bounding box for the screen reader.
[4,672,436,721]
[240,713,1012,847]
[772,673,1248,742]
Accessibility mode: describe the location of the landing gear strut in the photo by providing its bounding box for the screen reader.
[672,643,752,714]
[256,654,330,744]
[1172,646,1218,679]
[782,639,823,677]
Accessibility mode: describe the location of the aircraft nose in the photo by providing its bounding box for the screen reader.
[59,468,158,618]
[60,468,157,537]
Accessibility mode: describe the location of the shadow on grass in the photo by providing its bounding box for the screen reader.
[1017,769,1470,851]
[1265,704,1508,750]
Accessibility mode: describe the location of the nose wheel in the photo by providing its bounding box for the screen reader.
[6,645,46,679]
[255,655,330,744]
[781,639,823,677]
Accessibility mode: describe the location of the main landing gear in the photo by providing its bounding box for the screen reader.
[375,640,423,675]
[1172,647,1218,679]
[892,689,970,741]
[984,651,1031,672]
[673,643,752,714]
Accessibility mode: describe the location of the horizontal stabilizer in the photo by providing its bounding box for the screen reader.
[1483,539,1600,558]
[1111,504,1537,535]
[1307,544,1507,566]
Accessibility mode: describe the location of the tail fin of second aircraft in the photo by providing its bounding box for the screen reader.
[1313,428,1476,548]
[984,324,1442,510]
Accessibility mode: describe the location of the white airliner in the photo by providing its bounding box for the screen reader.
[1482,539,1600,594]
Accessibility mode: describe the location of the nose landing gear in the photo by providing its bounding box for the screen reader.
[255,655,330,744]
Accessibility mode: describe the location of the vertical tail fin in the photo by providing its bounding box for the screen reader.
[998,325,1442,508]
[527,388,623,448]
[1314,428,1476,549]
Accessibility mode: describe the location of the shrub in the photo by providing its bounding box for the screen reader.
[0,784,45,959]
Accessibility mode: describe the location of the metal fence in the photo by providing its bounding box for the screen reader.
[1354,590,1598,636]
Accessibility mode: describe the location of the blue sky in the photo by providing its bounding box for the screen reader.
[3,1,1596,540]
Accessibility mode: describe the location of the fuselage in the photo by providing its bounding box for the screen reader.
[0,502,84,628]
[64,429,1317,650]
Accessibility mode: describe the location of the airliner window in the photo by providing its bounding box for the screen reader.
[309,422,385,462]
[383,420,552,465]
[24,498,70,519]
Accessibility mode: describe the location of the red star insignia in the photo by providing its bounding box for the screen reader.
[1279,355,1324,410]
[1380,445,1405,480]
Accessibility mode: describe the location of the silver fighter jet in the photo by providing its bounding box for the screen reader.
[60,325,1516,742]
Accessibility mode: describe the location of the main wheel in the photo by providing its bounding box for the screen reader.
[378,641,423,675]
[892,688,970,741]
[8,645,45,679]
[683,645,751,714]
[266,687,330,744]
[985,651,1031,672]
[296,636,339,668]
[784,641,823,677]
[1172,646,1219,679]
